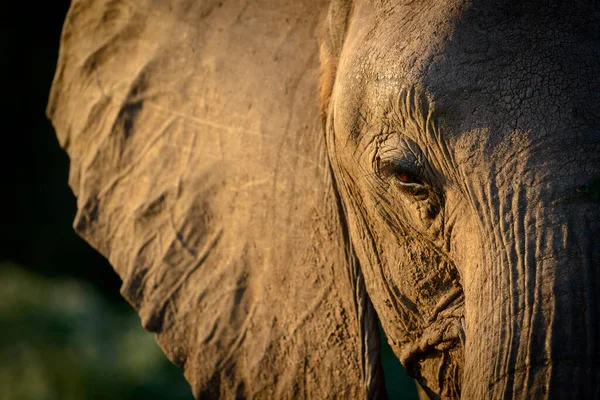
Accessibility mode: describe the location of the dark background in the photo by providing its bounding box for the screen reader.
[1,2,417,399]
[1,2,194,399]
[1,1,124,304]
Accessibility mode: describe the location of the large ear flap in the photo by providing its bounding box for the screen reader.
[48,0,385,398]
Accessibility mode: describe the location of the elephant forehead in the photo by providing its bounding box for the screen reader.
[333,0,463,139]
[421,3,600,139]
[421,3,600,184]
[334,1,600,150]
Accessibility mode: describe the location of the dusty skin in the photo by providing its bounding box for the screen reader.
[48,1,600,399]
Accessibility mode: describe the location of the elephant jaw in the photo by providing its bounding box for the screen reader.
[399,288,465,399]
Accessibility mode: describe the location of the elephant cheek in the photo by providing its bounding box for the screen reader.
[461,202,600,398]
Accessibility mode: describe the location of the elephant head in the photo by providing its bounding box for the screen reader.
[48,0,600,398]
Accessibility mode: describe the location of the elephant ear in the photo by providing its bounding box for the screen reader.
[48,0,385,398]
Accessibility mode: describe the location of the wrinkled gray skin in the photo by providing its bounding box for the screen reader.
[48,0,599,398]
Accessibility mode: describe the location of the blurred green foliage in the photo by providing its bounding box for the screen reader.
[0,261,418,400]
[379,326,419,399]
[0,264,193,400]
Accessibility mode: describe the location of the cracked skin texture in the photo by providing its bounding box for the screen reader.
[48,0,599,398]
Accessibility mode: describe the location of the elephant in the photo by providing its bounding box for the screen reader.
[47,0,600,398]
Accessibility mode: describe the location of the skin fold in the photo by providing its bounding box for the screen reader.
[48,0,599,398]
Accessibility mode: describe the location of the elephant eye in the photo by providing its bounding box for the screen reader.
[377,158,440,219]
[395,171,424,186]
[378,159,429,196]
[394,169,429,201]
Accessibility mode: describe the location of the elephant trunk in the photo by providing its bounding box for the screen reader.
[461,191,600,398]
